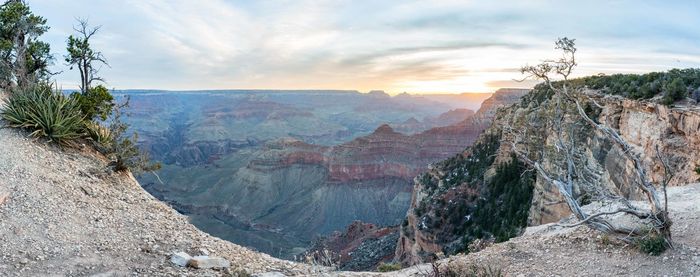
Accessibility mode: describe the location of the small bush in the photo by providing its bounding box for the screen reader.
[662,78,687,105]
[436,263,503,277]
[377,262,401,272]
[465,264,503,277]
[2,84,85,145]
[84,121,112,146]
[637,233,667,256]
[72,85,114,121]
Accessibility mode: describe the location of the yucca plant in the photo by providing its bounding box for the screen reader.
[84,121,112,147]
[1,85,86,145]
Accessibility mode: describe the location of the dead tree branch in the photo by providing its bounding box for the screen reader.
[513,37,673,247]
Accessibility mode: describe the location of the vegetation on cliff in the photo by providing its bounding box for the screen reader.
[516,38,674,251]
[558,68,700,105]
[400,39,699,265]
[412,131,536,256]
[0,1,157,173]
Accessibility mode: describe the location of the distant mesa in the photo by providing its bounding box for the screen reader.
[372,124,398,135]
[367,90,390,98]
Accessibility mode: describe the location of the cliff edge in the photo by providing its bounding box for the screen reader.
[0,94,310,276]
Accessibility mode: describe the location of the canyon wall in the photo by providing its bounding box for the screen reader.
[140,89,528,258]
[396,88,700,266]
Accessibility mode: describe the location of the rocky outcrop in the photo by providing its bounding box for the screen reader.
[305,221,399,271]
[395,86,700,266]
[529,94,700,224]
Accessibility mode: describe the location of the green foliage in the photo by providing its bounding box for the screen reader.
[0,0,53,89]
[464,264,503,277]
[65,19,108,95]
[412,131,535,255]
[437,132,502,190]
[1,83,85,145]
[636,232,667,256]
[662,78,687,105]
[568,68,699,105]
[84,120,111,146]
[464,155,535,244]
[377,262,401,272]
[72,85,114,121]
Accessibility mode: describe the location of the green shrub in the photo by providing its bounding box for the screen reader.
[662,78,687,105]
[636,233,667,256]
[465,264,503,277]
[437,263,503,277]
[1,84,85,145]
[72,85,114,121]
[377,262,401,272]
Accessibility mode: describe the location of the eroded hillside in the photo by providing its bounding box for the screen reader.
[396,83,700,266]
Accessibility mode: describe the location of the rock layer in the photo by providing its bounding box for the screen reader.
[395,87,700,266]
[140,89,529,258]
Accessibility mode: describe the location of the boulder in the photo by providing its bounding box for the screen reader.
[253,272,287,277]
[170,252,191,267]
[188,255,230,269]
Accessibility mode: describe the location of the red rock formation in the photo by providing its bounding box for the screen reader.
[249,88,530,187]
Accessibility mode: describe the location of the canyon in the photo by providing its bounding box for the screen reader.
[126,89,527,259]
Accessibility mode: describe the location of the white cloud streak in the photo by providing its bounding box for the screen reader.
[30,0,700,93]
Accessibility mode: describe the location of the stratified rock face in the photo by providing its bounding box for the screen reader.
[395,87,700,266]
[140,88,528,259]
[215,89,528,238]
[529,95,700,224]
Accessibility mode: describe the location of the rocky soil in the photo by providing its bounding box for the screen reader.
[360,183,700,277]
[0,101,314,275]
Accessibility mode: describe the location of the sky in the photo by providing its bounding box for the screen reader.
[30,0,700,94]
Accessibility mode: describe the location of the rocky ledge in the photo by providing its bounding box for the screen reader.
[0,123,313,276]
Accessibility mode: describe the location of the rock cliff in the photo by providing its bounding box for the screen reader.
[396,86,700,266]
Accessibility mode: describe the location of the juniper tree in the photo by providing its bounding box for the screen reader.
[512,38,673,249]
[0,0,52,90]
[65,19,113,121]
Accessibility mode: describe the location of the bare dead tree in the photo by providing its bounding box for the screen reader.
[512,37,673,247]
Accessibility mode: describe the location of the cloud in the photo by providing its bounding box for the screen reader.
[29,0,700,93]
